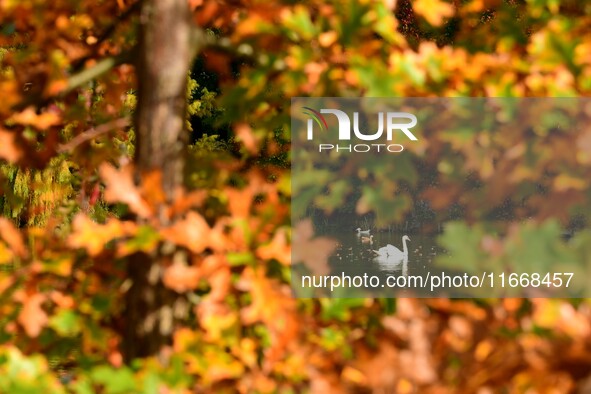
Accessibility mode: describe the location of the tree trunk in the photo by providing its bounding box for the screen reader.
[122,0,194,362]
[134,0,193,196]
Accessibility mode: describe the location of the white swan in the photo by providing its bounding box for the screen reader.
[374,253,408,272]
[356,228,370,236]
[373,235,410,260]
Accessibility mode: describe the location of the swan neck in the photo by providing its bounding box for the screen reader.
[402,237,408,256]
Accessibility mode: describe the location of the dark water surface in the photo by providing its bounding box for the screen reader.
[321,227,443,297]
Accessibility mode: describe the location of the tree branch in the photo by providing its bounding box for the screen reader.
[13,50,134,112]
[57,117,129,153]
[12,26,266,112]
[71,0,143,72]
[67,51,134,92]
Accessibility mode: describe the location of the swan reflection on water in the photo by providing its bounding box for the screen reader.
[372,252,409,275]
[331,231,437,288]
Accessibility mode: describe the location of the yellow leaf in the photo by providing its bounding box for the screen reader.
[0,242,14,264]
[173,327,198,353]
[44,256,73,276]
[68,214,136,256]
[414,0,454,26]
[201,348,245,384]
[318,31,338,47]
[463,0,502,13]
[396,378,414,394]
[200,309,237,342]
[474,339,494,361]
[232,338,258,368]
[554,174,587,192]
[532,299,560,329]
[342,366,367,385]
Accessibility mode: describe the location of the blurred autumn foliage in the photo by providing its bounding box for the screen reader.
[1,0,591,393]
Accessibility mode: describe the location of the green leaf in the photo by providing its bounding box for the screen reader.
[91,366,137,394]
[436,222,486,272]
[281,6,317,41]
[227,252,255,266]
[49,310,82,336]
[320,298,367,321]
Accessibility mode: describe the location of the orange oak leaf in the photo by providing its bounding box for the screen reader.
[421,183,462,210]
[383,0,397,10]
[193,273,234,345]
[168,189,207,218]
[198,253,228,277]
[0,81,19,115]
[99,163,153,218]
[0,276,14,294]
[160,211,211,253]
[15,291,48,338]
[234,123,259,154]
[50,291,75,309]
[0,217,28,258]
[208,219,231,252]
[225,186,253,219]
[239,267,299,369]
[240,267,286,325]
[46,80,68,96]
[11,107,61,130]
[224,215,263,251]
[108,351,123,368]
[292,220,337,276]
[189,0,203,9]
[234,14,273,38]
[140,170,167,207]
[163,259,201,293]
[0,128,23,163]
[205,263,231,303]
[256,228,291,265]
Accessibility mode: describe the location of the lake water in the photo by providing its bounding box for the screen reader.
[320,228,443,297]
